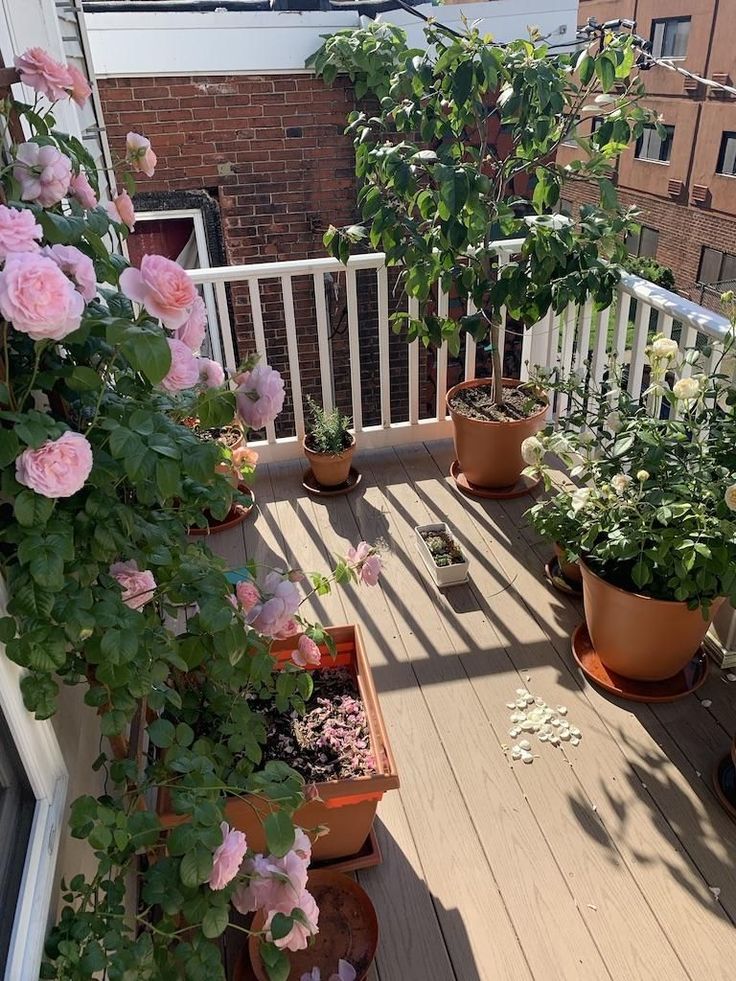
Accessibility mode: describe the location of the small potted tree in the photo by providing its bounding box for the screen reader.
[312,20,656,496]
[303,396,356,488]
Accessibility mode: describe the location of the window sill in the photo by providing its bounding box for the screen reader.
[634,158,672,166]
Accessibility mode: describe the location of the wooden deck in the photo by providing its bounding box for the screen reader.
[212,439,736,981]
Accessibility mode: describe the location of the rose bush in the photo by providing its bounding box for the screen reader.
[0,53,383,981]
[523,322,736,611]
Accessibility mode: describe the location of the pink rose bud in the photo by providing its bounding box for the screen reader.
[208,822,248,890]
[125,132,157,178]
[15,431,93,498]
[106,190,136,231]
[66,64,92,108]
[69,170,97,210]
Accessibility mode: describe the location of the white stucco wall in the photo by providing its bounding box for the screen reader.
[84,1,579,78]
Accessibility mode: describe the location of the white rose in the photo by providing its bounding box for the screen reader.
[636,469,650,482]
[521,435,544,466]
[571,488,591,513]
[651,337,678,360]
[604,411,622,434]
[611,473,633,495]
[672,376,700,401]
[725,484,736,512]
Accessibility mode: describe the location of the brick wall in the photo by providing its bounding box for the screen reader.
[99,73,434,430]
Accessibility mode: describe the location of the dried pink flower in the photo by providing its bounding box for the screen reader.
[109,560,157,610]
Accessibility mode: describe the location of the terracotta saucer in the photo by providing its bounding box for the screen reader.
[571,622,709,703]
[303,466,362,497]
[449,459,540,500]
[713,753,736,822]
[247,870,378,981]
[312,828,382,875]
[188,484,255,537]
[544,555,583,597]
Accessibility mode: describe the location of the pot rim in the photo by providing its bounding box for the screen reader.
[579,557,723,611]
[446,377,548,427]
[303,432,356,458]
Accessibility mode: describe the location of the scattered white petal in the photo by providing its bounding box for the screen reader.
[641,782,647,789]
[506,702,516,709]
[701,699,712,708]
[511,746,522,760]
[557,705,568,715]
[726,673,736,682]
[521,751,534,764]
[709,886,721,900]
[587,904,598,911]
[592,804,597,812]
[519,740,532,751]
[559,729,571,741]
[696,770,702,778]
[571,737,580,746]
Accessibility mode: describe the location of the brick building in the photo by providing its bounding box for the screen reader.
[557,0,736,304]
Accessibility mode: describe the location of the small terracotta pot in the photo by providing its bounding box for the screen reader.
[554,543,582,583]
[446,378,547,489]
[303,435,356,487]
[580,560,722,681]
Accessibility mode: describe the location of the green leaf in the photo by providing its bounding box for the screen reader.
[180,844,212,888]
[66,365,103,391]
[595,54,616,93]
[148,718,176,748]
[14,490,55,528]
[0,427,20,467]
[268,913,294,942]
[264,811,295,858]
[202,906,229,939]
[260,943,290,981]
[0,617,16,643]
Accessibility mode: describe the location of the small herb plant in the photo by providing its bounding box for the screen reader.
[306,396,353,455]
[420,529,465,567]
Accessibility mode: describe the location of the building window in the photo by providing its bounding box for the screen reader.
[698,247,736,285]
[651,17,690,59]
[626,225,659,259]
[558,198,573,216]
[561,116,580,147]
[635,125,674,163]
[717,132,736,177]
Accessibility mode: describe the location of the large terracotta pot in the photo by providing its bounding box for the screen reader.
[446,378,547,489]
[303,435,355,487]
[580,560,723,681]
[158,625,399,862]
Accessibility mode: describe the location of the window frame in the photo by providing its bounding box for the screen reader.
[697,246,736,285]
[716,132,736,178]
[651,17,691,60]
[626,224,659,259]
[0,578,68,981]
[635,124,675,164]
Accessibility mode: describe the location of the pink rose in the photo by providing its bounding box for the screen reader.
[0,252,84,341]
[248,571,301,638]
[69,170,97,210]
[208,822,247,891]
[119,254,197,329]
[66,64,92,108]
[109,560,156,610]
[291,634,321,668]
[174,295,206,351]
[106,190,136,231]
[233,846,309,915]
[199,357,225,388]
[265,889,319,951]
[274,617,299,640]
[0,206,42,260]
[235,363,285,431]
[126,132,157,178]
[232,446,258,471]
[160,338,201,393]
[16,431,93,498]
[14,143,72,208]
[235,580,260,614]
[43,244,97,302]
[14,48,72,103]
[292,828,311,862]
[346,541,382,586]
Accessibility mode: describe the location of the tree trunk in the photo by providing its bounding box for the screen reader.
[489,320,503,407]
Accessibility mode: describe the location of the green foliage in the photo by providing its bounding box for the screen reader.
[524,329,736,611]
[623,254,676,291]
[305,395,352,454]
[311,21,655,403]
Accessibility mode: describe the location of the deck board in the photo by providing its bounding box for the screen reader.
[211,441,736,981]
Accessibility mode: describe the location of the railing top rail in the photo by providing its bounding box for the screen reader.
[617,271,732,343]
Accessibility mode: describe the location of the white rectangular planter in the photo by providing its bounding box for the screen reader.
[415,523,470,587]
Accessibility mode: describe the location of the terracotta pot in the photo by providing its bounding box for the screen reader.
[303,435,356,488]
[554,543,582,583]
[446,378,547,489]
[580,560,722,681]
[158,625,399,862]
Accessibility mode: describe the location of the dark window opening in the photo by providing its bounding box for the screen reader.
[635,125,674,163]
[717,132,736,177]
[698,246,736,285]
[626,225,659,258]
[651,17,690,59]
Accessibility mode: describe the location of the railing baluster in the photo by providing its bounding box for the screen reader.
[613,287,631,364]
[377,263,391,428]
[464,298,477,382]
[247,278,276,445]
[345,264,362,432]
[591,306,610,384]
[436,284,449,421]
[212,281,237,372]
[627,297,650,397]
[408,296,419,425]
[280,275,305,442]
[574,298,594,374]
[678,324,699,379]
[659,314,673,340]
[555,305,578,419]
[521,311,548,381]
[312,271,333,413]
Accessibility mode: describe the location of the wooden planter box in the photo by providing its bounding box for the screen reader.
[158,625,399,862]
[415,522,470,587]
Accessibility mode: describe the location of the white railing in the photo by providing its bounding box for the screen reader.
[187,244,733,463]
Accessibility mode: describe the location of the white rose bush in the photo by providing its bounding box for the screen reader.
[0,51,382,980]
[523,320,736,612]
